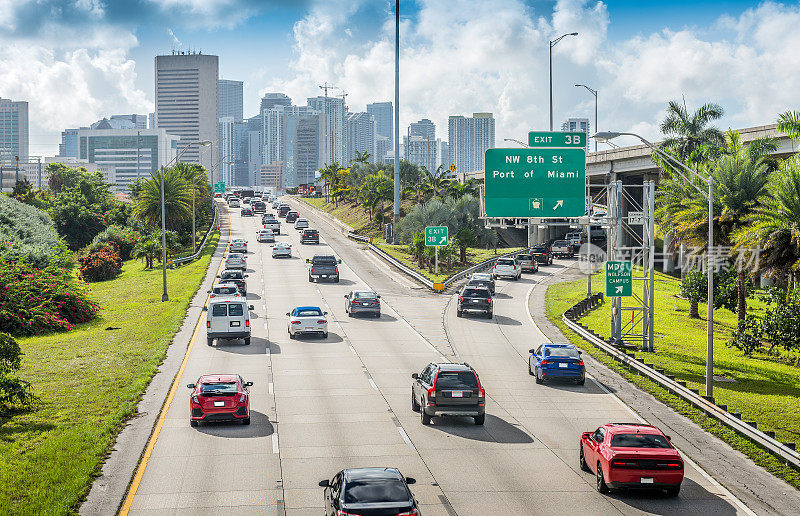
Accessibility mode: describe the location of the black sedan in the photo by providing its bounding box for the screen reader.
[320,468,418,516]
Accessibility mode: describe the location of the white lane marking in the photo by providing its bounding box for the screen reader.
[385,303,446,361]
[368,379,378,391]
[269,382,274,395]
[263,322,268,329]
[397,427,415,451]
[349,345,357,355]
[272,433,279,454]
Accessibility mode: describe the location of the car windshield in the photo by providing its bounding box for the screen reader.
[296,308,322,317]
[200,382,238,396]
[544,347,580,358]
[497,259,514,266]
[436,371,479,389]
[354,292,377,299]
[611,433,671,449]
[462,288,489,298]
[343,479,409,504]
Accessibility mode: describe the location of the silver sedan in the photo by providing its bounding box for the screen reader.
[271,242,292,258]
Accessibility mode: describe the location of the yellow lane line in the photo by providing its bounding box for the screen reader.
[119,230,229,515]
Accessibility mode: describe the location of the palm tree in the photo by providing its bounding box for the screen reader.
[133,167,192,230]
[660,100,725,161]
[421,164,451,200]
[778,111,800,141]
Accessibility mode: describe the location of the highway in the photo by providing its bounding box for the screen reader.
[123,199,754,515]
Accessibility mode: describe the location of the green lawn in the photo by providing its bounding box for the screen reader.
[546,270,800,489]
[0,232,220,514]
[299,197,522,283]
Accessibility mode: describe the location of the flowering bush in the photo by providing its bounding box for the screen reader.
[83,225,139,261]
[78,242,123,282]
[0,260,99,335]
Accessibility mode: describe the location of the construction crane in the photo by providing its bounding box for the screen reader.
[319,82,339,97]
[338,90,348,105]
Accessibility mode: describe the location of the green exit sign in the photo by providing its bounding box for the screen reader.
[606,261,633,297]
[425,226,448,246]
[528,131,587,148]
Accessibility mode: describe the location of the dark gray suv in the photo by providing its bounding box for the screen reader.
[411,363,485,425]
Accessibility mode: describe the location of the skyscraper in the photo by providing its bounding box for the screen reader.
[561,118,590,152]
[283,111,328,187]
[367,102,393,147]
[448,112,495,174]
[345,112,376,164]
[308,96,345,166]
[260,93,292,112]
[409,118,435,141]
[155,52,219,178]
[111,114,147,129]
[219,79,243,121]
[0,97,29,163]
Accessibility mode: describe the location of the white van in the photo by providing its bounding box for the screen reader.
[205,299,254,346]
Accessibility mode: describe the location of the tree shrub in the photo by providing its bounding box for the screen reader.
[84,225,139,260]
[0,260,99,335]
[0,333,34,410]
[78,242,123,282]
[0,195,60,269]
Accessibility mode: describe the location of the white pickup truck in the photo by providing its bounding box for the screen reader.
[551,240,574,258]
[262,215,281,234]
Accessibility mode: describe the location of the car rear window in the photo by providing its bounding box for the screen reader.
[200,382,238,396]
[497,259,515,266]
[222,271,243,280]
[215,286,237,295]
[611,433,671,449]
[517,254,532,260]
[554,240,568,245]
[228,304,244,316]
[436,371,479,389]
[304,230,318,235]
[462,288,489,298]
[211,304,227,316]
[354,292,377,299]
[313,256,337,265]
[296,308,322,317]
[343,479,409,504]
[544,347,580,358]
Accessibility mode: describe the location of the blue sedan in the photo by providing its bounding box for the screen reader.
[529,343,585,385]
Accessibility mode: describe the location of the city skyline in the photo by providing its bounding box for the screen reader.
[1,1,796,158]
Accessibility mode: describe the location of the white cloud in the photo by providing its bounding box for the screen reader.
[147,0,258,29]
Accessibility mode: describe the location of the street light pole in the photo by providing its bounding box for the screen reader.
[392,0,400,244]
[503,138,529,148]
[575,84,598,152]
[575,84,598,298]
[549,32,578,131]
[594,130,716,396]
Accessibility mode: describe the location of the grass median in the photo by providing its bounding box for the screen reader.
[545,269,800,489]
[0,231,220,514]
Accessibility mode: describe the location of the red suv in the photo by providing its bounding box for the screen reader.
[187,374,252,426]
[580,423,684,496]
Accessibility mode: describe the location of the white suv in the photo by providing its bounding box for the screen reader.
[492,257,521,280]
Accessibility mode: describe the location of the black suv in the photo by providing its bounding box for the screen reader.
[218,269,248,295]
[530,244,553,265]
[301,228,319,244]
[412,363,485,425]
[319,468,418,516]
[457,286,493,318]
[286,211,299,223]
[251,200,266,213]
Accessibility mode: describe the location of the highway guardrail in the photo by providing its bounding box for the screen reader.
[172,203,219,266]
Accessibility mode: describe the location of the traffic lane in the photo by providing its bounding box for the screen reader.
[255,216,452,515]
[128,220,279,514]
[445,265,749,514]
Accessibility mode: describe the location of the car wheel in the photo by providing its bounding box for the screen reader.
[528,363,534,376]
[420,409,432,425]
[289,331,296,340]
[334,277,340,283]
[485,311,493,319]
[474,414,485,425]
[577,377,585,386]
[244,337,251,345]
[322,332,328,338]
[348,311,353,317]
[579,445,590,472]
[412,393,420,412]
[190,420,198,427]
[374,312,381,319]
[535,370,543,384]
[242,417,251,426]
[665,485,681,497]
[308,275,314,282]
[456,310,463,318]
[207,337,214,346]
[596,463,610,493]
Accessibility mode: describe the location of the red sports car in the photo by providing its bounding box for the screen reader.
[187,374,252,426]
[580,423,684,496]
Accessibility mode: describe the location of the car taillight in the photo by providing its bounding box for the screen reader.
[192,396,199,404]
[426,387,436,400]
[239,394,246,403]
[317,319,326,324]
[335,267,339,274]
[459,296,464,302]
[206,321,210,328]
[245,320,250,327]
[487,298,492,303]
[291,320,301,324]
[662,462,683,469]
[540,360,551,365]
[397,510,420,516]
[576,360,584,366]
[310,267,314,274]
[610,460,638,468]
[337,510,359,516]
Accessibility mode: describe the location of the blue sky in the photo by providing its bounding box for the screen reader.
[1,0,798,156]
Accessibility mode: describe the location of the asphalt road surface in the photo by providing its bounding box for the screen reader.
[123,199,756,515]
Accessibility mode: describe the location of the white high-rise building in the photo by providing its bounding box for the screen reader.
[219,117,235,185]
[219,79,243,121]
[283,111,328,187]
[561,118,590,152]
[155,52,219,179]
[345,112,376,164]
[0,97,29,163]
[448,112,495,174]
[308,96,345,166]
[374,135,391,164]
[367,102,393,147]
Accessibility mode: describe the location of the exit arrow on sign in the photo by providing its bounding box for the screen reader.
[553,200,564,210]
[440,236,447,244]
